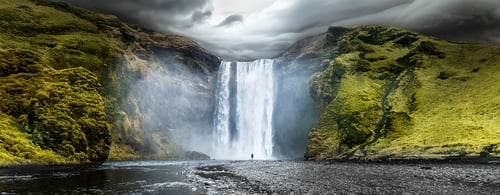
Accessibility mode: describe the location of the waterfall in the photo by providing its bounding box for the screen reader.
[213,61,231,154]
[212,59,275,160]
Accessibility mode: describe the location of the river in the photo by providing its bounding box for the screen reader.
[1,160,499,194]
[0,161,200,194]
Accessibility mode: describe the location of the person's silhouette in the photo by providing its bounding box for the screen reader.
[251,153,254,160]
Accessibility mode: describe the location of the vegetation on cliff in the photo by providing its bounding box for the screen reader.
[0,0,219,165]
[304,26,500,160]
[0,0,115,165]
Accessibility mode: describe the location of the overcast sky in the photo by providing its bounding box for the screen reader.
[64,0,500,60]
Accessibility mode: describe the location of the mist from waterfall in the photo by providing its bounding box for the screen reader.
[212,59,275,160]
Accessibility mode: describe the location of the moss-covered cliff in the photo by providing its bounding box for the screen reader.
[0,0,219,165]
[303,26,500,161]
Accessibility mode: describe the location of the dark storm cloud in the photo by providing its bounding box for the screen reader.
[392,0,500,43]
[244,0,500,59]
[252,0,411,35]
[63,0,212,29]
[253,0,500,43]
[216,14,244,27]
[63,0,500,60]
[191,10,212,23]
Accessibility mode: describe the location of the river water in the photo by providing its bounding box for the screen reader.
[0,161,202,194]
[1,160,499,194]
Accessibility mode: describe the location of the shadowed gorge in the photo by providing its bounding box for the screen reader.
[0,0,499,166]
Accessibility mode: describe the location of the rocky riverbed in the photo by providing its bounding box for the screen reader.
[189,160,500,194]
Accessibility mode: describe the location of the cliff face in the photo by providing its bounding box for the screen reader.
[303,26,500,160]
[0,0,219,165]
[272,33,337,157]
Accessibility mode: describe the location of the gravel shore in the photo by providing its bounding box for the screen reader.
[189,160,500,194]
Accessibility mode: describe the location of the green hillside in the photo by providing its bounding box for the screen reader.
[304,26,500,161]
[0,0,219,165]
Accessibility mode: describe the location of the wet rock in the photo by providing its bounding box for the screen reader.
[180,151,211,160]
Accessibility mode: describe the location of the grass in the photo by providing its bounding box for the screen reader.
[306,25,500,160]
[367,39,500,158]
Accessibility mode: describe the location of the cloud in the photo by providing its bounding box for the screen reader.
[216,14,244,27]
[63,0,500,60]
[341,0,500,43]
[63,0,212,29]
[191,10,212,23]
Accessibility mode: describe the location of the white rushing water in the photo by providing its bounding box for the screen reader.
[212,59,275,160]
[213,61,232,154]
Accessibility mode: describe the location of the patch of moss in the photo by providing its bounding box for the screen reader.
[0,48,45,76]
[0,112,69,166]
[0,67,111,164]
[416,41,445,58]
[0,0,120,165]
[0,0,98,37]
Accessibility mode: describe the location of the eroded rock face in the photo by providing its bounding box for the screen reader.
[105,18,220,160]
[303,26,500,160]
[0,0,219,164]
[272,31,338,158]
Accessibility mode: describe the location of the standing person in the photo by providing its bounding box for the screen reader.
[251,153,254,160]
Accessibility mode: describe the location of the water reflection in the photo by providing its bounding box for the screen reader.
[0,161,202,194]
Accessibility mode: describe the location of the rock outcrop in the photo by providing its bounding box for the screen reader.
[302,26,500,160]
[0,0,219,165]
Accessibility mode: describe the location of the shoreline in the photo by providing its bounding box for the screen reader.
[1,155,499,168]
[309,156,500,165]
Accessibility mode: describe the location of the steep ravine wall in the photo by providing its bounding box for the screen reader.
[303,26,500,161]
[0,0,220,165]
[272,33,337,158]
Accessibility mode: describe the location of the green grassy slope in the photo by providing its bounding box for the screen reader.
[0,0,116,165]
[0,0,219,165]
[304,26,500,161]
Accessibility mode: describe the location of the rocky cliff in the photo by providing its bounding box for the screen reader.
[0,0,219,165]
[302,26,500,161]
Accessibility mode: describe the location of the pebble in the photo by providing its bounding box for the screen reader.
[186,160,500,194]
